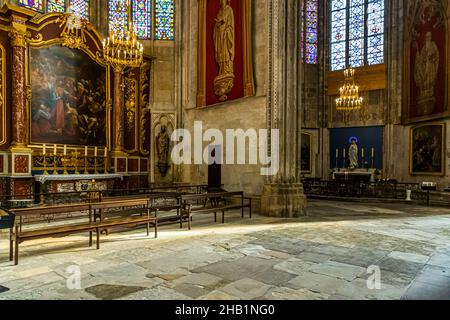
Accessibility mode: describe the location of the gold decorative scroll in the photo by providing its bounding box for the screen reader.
[57,14,88,50]
[140,62,151,156]
[0,44,5,146]
[124,73,138,153]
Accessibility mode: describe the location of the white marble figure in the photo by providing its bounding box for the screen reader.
[348,139,359,169]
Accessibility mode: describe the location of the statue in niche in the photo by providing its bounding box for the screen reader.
[213,0,235,102]
[348,138,359,169]
[414,32,439,115]
[156,125,171,177]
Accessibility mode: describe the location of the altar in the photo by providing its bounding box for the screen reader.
[34,174,125,195]
[332,169,378,182]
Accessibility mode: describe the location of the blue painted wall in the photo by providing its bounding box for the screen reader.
[329,126,384,169]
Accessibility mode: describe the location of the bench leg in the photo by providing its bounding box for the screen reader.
[9,239,13,262]
[214,212,217,223]
[96,228,100,250]
[146,222,150,237]
[89,231,93,247]
[9,229,13,262]
[14,239,19,266]
[222,210,225,224]
[188,213,191,230]
[154,220,158,239]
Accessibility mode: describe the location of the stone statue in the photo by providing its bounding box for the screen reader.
[156,125,170,164]
[213,0,235,101]
[348,139,359,169]
[414,32,439,115]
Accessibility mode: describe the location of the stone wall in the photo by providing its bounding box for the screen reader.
[180,0,268,196]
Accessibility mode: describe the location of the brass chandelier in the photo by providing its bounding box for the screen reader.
[103,0,144,69]
[335,68,363,112]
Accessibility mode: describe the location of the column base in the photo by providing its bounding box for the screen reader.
[260,182,307,218]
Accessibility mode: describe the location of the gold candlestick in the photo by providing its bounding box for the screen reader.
[84,155,89,174]
[73,150,80,175]
[52,155,59,175]
[42,154,49,175]
[104,156,108,174]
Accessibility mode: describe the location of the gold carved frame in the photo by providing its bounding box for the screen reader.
[409,122,446,176]
[0,43,5,146]
[196,0,255,108]
[25,13,111,152]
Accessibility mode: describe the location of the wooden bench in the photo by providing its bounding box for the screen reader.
[8,199,157,265]
[181,192,252,226]
[101,193,191,230]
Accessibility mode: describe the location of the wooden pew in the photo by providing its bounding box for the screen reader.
[8,199,157,265]
[180,192,252,226]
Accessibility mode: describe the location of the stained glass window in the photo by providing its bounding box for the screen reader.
[19,0,44,12]
[302,0,319,64]
[109,0,129,34]
[109,0,175,40]
[155,0,175,40]
[330,0,385,71]
[69,0,90,20]
[133,0,152,39]
[47,0,66,13]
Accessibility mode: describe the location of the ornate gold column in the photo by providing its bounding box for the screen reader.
[9,18,29,149]
[112,67,125,154]
[111,67,128,174]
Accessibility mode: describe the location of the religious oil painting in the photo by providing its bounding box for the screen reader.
[301,132,312,174]
[410,123,445,176]
[30,45,107,146]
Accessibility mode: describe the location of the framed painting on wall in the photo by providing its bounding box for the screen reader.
[301,132,312,174]
[410,123,446,176]
[29,45,108,147]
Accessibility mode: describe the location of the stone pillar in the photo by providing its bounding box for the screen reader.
[8,16,34,205]
[9,19,28,148]
[111,67,128,174]
[260,0,307,217]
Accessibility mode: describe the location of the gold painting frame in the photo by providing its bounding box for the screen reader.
[409,122,446,176]
[25,14,111,151]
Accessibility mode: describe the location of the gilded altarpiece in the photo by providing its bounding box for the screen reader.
[0,5,152,200]
[404,0,450,123]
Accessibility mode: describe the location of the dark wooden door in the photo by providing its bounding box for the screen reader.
[208,146,222,188]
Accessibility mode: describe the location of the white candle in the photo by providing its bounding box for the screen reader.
[336,149,338,158]
[43,144,46,156]
[104,147,108,157]
[343,148,346,158]
[362,148,364,158]
[63,145,67,156]
[85,146,88,156]
[372,148,375,158]
[94,147,98,157]
[54,144,57,155]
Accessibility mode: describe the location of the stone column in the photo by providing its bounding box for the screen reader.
[260,0,307,217]
[8,16,34,204]
[9,19,28,148]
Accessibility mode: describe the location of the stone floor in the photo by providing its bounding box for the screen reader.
[1,200,450,300]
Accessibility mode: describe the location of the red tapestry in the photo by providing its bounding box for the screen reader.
[205,0,244,106]
[409,6,447,119]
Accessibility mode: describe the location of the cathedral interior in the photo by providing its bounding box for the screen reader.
[0,0,450,302]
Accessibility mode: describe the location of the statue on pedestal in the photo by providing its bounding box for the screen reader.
[348,138,359,169]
